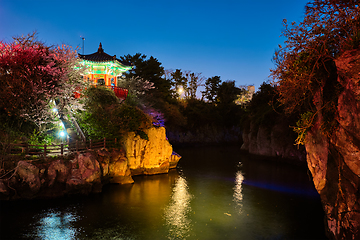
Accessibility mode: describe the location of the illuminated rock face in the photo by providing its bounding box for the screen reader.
[0,127,180,199]
[96,148,134,185]
[123,127,179,175]
[305,50,360,240]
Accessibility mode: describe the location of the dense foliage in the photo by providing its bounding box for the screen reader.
[120,53,173,103]
[118,53,247,133]
[76,86,152,140]
[241,82,280,128]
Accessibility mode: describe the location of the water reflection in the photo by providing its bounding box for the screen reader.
[233,170,244,212]
[164,176,192,239]
[32,210,79,240]
[0,146,326,240]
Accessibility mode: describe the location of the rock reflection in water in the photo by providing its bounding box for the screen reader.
[31,210,78,240]
[164,175,192,239]
[233,170,244,212]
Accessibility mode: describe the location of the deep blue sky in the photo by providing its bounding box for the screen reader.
[1,0,309,91]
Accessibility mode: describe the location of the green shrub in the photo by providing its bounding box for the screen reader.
[76,86,152,140]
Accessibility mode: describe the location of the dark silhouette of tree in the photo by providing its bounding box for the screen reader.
[120,53,173,102]
[216,80,242,105]
[186,72,205,99]
[169,69,205,99]
[202,76,221,103]
[171,69,187,98]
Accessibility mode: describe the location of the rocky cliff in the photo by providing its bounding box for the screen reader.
[241,118,306,162]
[305,50,360,240]
[0,126,181,200]
[123,127,174,175]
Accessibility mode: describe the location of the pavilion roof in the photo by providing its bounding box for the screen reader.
[78,42,132,67]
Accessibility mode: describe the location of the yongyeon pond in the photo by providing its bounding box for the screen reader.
[0,145,327,240]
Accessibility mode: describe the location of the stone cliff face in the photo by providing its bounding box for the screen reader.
[241,118,306,162]
[123,127,174,175]
[0,126,181,200]
[305,50,360,240]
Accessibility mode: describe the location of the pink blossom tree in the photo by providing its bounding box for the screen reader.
[0,32,86,138]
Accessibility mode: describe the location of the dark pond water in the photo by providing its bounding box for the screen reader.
[0,145,327,240]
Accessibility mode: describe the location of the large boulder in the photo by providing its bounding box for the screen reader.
[66,152,102,194]
[47,159,69,187]
[14,161,41,198]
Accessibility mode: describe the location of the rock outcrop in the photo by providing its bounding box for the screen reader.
[123,127,175,175]
[305,49,360,240]
[0,127,181,200]
[241,118,306,162]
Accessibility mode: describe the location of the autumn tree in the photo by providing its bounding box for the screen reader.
[270,0,360,142]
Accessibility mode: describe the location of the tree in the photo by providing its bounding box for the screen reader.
[244,82,281,127]
[120,53,173,102]
[202,76,221,103]
[185,71,205,99]
[77,86,151,139]
[271,0,359,115]
[216,80,242,105]
[168,69,205,99]
[171,69,187,98]
[117,76,154,105]
[270,0,359,139]
[0,32,86,135]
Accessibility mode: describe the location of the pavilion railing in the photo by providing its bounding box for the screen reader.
[104,85,128,100]
[75,85,128,100]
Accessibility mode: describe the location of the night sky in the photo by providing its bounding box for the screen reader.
[1,0,309,92]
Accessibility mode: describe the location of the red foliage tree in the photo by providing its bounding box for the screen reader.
[270,0,360,142]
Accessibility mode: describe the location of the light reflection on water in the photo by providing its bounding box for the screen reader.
[0,146,327,240]
[31,210,79,240]
[164,176,193,239]
[233,170,244,212]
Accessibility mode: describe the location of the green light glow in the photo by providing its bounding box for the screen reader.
[81,60,132,76]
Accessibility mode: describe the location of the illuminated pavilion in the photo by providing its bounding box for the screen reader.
[78,43,133,99]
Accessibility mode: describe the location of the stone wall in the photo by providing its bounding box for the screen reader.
[0,126,181,200]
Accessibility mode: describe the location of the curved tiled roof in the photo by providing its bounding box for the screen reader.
[78,43,132,66]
